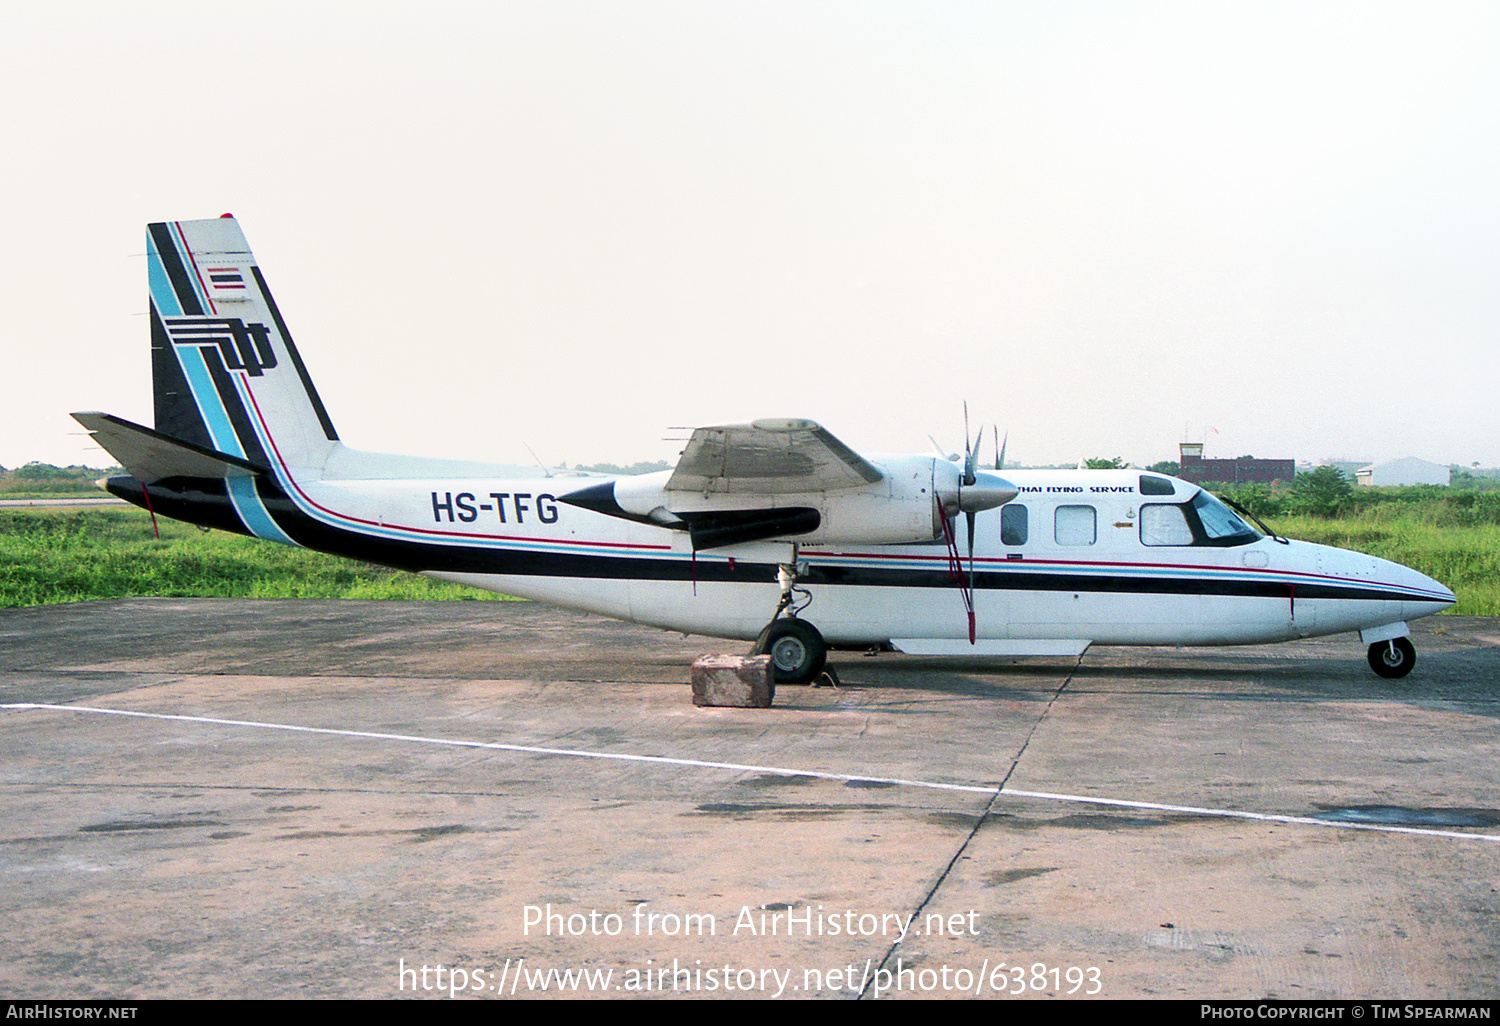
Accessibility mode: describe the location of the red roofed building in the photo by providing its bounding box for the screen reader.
[1177,443,1294,486]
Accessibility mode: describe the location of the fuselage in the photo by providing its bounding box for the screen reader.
[110,458,1456,650]
[79,216,1456,679]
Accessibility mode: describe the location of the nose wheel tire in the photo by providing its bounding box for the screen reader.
[754,619,827,684]
[1367,637,1415,679]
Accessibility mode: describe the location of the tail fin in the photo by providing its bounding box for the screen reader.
[146,216,339,476]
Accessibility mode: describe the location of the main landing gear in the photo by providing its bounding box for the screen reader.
[1367,636,1416,679]
[755,618,827,684]
[751,551,827,684]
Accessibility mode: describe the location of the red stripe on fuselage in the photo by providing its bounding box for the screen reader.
[226,375,1449,593]
[236,374,670,553]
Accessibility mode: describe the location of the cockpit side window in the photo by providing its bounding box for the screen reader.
[1140,504,1195,546]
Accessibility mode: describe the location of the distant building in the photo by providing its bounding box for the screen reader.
[1176,443,1295,486]
[1324,461,1370,482]
[1355,458,1450,487]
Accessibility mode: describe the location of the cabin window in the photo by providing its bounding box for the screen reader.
[1054,505,1096,546]
[1140,503,1195,546]
[1000,503,1028,545]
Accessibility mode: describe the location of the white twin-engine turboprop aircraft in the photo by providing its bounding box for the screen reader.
[74,216,1454,684]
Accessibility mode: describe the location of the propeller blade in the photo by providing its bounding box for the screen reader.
[995,428,1006,471]
[966,509,978,644]
[938,494,980,646]
[962,403,977,485]
[961,405,983,488]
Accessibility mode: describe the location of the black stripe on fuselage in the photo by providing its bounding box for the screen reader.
[108,476,254,536]
[805,562,1415,603]
[148,223,204,316]
[146,482,1426,604]
[256,481,768,579]
[251,266,339,442]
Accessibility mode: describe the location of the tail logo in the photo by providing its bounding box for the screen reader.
[164,317,279,377]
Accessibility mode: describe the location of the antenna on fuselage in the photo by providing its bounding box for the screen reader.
[522,442,555,478]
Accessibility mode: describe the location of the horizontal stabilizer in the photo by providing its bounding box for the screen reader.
[72,411,267,482]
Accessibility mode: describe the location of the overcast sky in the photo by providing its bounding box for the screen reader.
[4,1,1497,472]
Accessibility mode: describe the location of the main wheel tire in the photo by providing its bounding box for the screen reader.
[1368,636,1416,679]
[754,619,827,684]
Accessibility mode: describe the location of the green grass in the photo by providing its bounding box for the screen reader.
[0,508,516,608]
[3,503,1496,615]
[1,464,119,498]
[1,490,108,500]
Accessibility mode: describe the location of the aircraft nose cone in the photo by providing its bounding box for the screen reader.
[1312,541,1455,623]
[1417,569,1456,608]
[1388,558,1456,617]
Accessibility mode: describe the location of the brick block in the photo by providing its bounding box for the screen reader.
[690,654,775,708]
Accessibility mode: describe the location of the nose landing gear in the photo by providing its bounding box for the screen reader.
[1368,636,1416,679]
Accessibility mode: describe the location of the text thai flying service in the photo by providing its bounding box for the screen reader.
[74,217,1454,683]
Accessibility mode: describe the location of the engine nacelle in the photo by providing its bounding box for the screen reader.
[563,456,961,548]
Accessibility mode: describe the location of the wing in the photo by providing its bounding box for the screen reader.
[665,418,883,495]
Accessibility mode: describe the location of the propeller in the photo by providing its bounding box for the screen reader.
[935,406,1017,643]
[962,405,979,634]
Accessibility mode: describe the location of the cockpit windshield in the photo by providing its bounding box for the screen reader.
[1190,490,1260,545]
[1140,491,1261,547]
